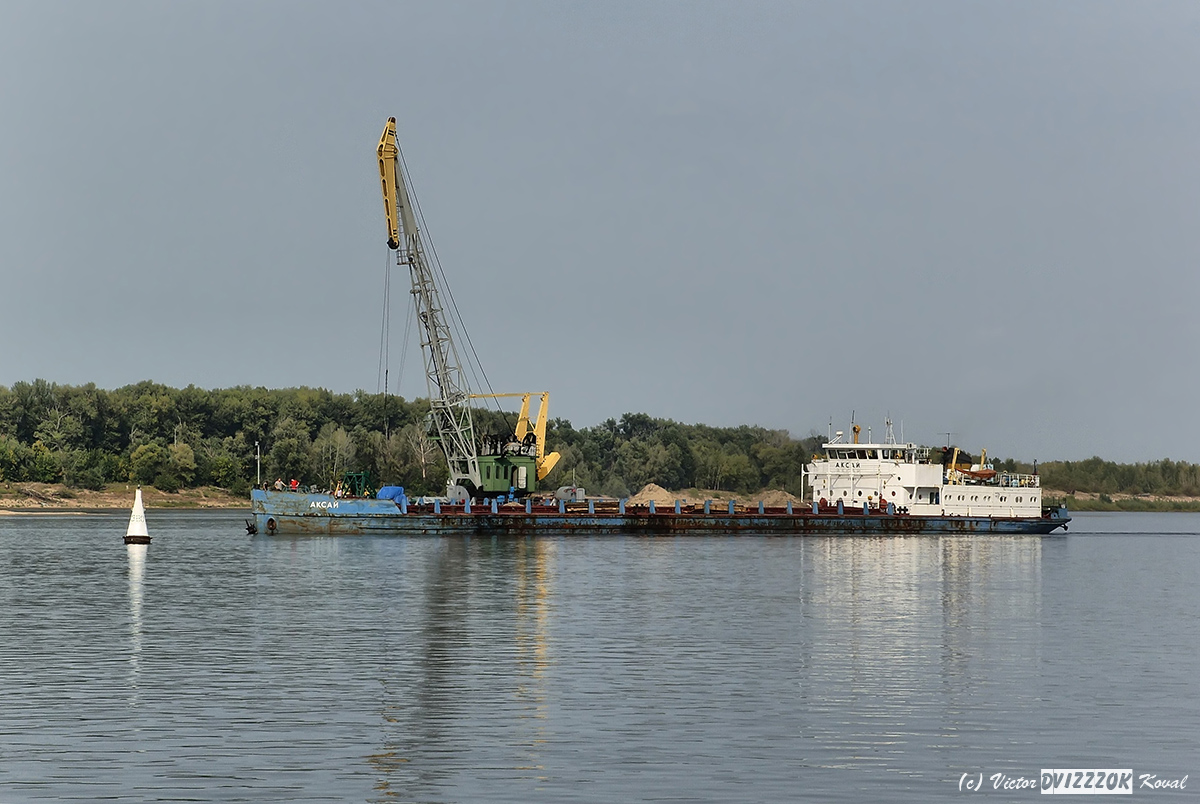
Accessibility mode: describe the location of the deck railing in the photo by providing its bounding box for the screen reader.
[998,473,1040,488]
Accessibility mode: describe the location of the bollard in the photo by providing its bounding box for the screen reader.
[787,500,793,515]
[400,495,408,514]
[863,502,869,516]
[674,500,681,514]
[491,498,498,514]
[728,499,736,515]
[588,499,595,515]
[887,502,895,515]
[649,500,656,514]
[619,498,626,515]
[812,501,818,514]
[758,501,764,514]
[837,499,844,515]
[464,498,471,514]
[558,499,565,514]
[525,498,531,514]
[434,499,441,514]
[704,500,711,515]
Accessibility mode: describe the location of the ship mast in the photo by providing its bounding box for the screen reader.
[377,117,481,490]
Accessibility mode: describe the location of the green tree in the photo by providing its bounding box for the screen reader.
[0,435,28,481]
[130,443,167,486]
[312,423,356,488]
[27,440,60,483]
[164,442,197,488]
[267,417,313,484]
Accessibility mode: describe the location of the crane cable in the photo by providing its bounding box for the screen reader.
[377,247,415,410]
[377,246,391,395]
[397,144,514,434]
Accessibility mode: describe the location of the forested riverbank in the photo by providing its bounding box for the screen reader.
[2,380,1199,510]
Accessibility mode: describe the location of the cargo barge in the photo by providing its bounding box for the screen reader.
[250,489,1070,537]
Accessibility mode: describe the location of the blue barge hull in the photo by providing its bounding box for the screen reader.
[251,490,1070,536]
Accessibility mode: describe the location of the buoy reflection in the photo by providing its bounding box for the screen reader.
[127,543,147,695]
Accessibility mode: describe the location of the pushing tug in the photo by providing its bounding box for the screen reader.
[250,118,1069,537]
[807,420,1047,520]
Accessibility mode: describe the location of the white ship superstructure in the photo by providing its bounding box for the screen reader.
[807,426,1042,519]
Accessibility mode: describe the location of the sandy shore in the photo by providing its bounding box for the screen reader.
[0,483,247,512]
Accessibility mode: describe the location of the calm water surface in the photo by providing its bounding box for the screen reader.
[0,511,1197,802]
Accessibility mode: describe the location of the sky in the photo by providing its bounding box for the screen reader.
[2,1,1198,463]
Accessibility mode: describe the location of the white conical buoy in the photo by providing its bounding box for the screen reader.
[124,487,151,545]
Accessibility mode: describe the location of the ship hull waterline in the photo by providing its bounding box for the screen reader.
[251,491,1069,537]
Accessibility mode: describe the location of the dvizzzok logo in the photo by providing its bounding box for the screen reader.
[1041,769,1132,794]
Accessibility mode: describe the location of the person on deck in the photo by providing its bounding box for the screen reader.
[274,478,285,491]
[289,478,299,491]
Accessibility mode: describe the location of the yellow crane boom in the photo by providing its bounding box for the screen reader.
[468,392,562,480]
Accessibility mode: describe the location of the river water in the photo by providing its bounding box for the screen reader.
[0,511,1196,802]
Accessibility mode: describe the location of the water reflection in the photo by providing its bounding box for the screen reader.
[368,539,473,803]
[795,535,1044,771]
[367,538,558,802]
[514,539,553,781]
[7,512,1197,803]
[126,543,147,698]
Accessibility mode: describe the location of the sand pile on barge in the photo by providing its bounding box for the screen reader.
[756,489,803,507]
[626,484,677,505]
[625,484,804,507]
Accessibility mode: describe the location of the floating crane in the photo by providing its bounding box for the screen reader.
[376,117,559,497]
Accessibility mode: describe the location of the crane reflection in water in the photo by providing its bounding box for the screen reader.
[366,537,555,802]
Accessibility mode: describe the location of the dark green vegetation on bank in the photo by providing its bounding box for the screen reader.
[1052,494,1200,513]
[2,380,1199,509]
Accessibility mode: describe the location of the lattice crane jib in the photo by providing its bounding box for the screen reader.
[377,118,481,490]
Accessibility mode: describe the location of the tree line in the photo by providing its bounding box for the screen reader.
[1,379,1198,500]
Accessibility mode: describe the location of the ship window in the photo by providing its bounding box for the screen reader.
[843,491,848,496]
[891,491,896,496]
[857,491,863,497]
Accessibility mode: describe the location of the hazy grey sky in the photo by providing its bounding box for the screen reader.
[2,2,1198,462]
